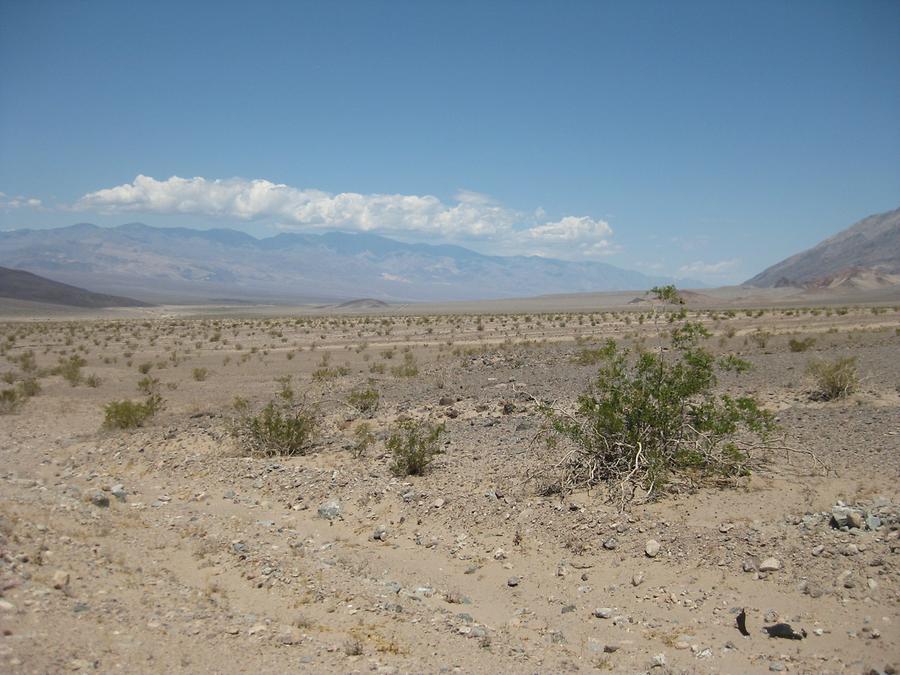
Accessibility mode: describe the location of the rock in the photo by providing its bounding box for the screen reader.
[0,599,16,612]
[769,661,786,672]
[651,653,666,667]
[866,515,883,531]
[89,492,110,508]
[317,500,341,520]
[439,396,454,406]
[632,572,645,587]
[373,525,388,541]
[645,539,661,558]
[110,484,126,502]
[51,570,70,590]
[278,626,302,645]
[603,643,620,653]
[561,604,576,614]
[507,576,519,587]
[432,498,445,509]
[742,557,759,572]
[248,623,267,636]
[848,511,865,530]
[603,537,618,550]
[759,557,782,572]
[593,607,613,619]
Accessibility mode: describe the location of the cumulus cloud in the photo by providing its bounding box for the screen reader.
[0,192,42,209]
[678,259,739,275]
[74,175,615,258]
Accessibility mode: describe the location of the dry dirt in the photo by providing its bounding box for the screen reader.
[1,302,898,674]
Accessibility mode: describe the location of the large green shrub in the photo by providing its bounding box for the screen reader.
[807,356,858,400]
[240,401,317,457]
[545,287,775,501]
[387,419,446,477]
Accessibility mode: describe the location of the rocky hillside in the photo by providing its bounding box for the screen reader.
[746,207,900,287]
[0,266,150,308]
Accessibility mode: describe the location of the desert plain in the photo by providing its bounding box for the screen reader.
[0,292,898,674]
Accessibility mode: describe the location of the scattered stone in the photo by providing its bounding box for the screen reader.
[0,599,16,613]
[317,500,341,520]
[632,572,645,587]
[759,557,782,572]
[373,525,388,541]
[51,570,70,590]
[432,498,445,509]
[848,511,865,529]
[603,537,618,550]
[645,539,661,558]
[593,608,613,619]
[507,576,520,588]
[742,557,759,572]
[110,484,126,502]
[866,515,882,531]
[769,661,786,672]
[89,492,110,508]
[561,604,576,614]
[651,653,666,667]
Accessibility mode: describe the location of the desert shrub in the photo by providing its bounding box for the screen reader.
[18,378,41,397]
[390,353,419,378]
[573,347,608,365]
[239,401,317,457]
[788,337,816,352]
[750,330,771,349]
[137,362,153,374]
[347,384,379,414]
[0,388,22,414]
[103,394,162,429]
[807,356,858,400]
[543,287,775,501]
[387,419,446,477]
[137,375,160,395]
[192,367,209,381]
[84,373,102,388]
[351,422,376,457]
[56,355,86,386]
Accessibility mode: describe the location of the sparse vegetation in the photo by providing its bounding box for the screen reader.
[807,356,858,400]
[387,418,446,476]
[543,287,776,502]
[238,400,318,457]
[103,394,163,429]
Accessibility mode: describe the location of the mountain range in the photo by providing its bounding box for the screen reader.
[0,223,699,303]
[747,206,900,288]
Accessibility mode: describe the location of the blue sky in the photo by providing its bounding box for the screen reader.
[1,0,898,284]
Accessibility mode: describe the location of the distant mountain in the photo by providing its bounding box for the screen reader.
[0,223,700,303]
[746,207,900,288]
[0,266,151,308]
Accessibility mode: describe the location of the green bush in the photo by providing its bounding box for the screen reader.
[0,388,22,414]
[240,402,317,457]
[544,288,775,501]
[56,355,86,386]
[348,385,379,414]
[807,356,858,400]
[387,419,446,477]
[788,337,816,352]
[192,367,209,381]
[103,394,163,429]
[390,353,419,378]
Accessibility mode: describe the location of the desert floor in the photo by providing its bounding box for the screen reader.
[1,300,898,673]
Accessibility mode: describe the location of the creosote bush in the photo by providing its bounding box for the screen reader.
[238,401,317,457]
[788,337,816,352]
[0,388,22,414]
[807,356,858,400]
[387,419,446,477]
[103,394,163,429]
[544,286,775,502]
[347,384,379,415]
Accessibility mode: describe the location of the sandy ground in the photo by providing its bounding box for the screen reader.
[0,301,898,673]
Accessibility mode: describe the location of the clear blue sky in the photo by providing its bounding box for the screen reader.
[1,0,898,283]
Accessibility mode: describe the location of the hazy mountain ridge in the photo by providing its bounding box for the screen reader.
[0,266,150,308]
[0,223,699,303]
[746,207,900,288]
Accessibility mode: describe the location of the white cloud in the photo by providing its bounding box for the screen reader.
[74,175,616,259]
[0,192,42,209]
[678,259,739,275]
